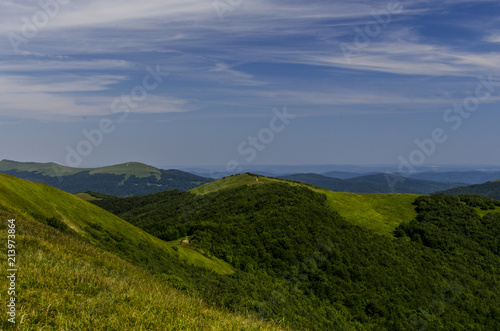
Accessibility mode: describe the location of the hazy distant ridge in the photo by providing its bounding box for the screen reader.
[0,160,212,197]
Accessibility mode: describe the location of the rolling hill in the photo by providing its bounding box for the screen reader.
[89,173,500,329]
[0,160,213,197]
[0,159,89,176]
[191,174,418,236]
[0,174,283,330]
[3,173,499,329]
[279,173,465,194]
[0,174,233,275]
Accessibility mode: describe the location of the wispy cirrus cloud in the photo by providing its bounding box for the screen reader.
[485,33,500,43]
[1,0,500,166]
[0,59,132,72]
[0,74,189,121]
[0,0,499,122]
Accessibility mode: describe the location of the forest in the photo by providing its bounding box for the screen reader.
[91,182,500,330]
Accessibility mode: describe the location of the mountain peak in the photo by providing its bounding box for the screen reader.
[89,162,161,178]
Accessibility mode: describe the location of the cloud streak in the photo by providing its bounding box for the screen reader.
[0,0,499,121]
[0,74,188,121]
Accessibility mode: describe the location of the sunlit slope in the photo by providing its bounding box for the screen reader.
[190,174,282,195]
[191,174,418,235]
[317,190,418,235]
[0,174,233,275]
[0,210,281,330]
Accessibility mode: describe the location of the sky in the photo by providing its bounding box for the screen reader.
[0,0,499,169]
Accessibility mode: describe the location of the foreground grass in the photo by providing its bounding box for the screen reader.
[0,211,283,330]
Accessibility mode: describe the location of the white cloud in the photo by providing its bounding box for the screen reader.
[0,59,132,72]
[203,62,266,86]
[1,0,499,122]
[485,34,500,43]
[0,74,124,93]
[0,74,189,121]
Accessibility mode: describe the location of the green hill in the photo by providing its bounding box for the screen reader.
[0,160,213,197]
[0,211,280,330]
[88,161,161,178]
[91,175,500,329]
[0,174,233,275]
[0,174,285,330]
[192,174,417,235]
[0,159,88,176]
[190,174,283,195]
[4,173,499,329]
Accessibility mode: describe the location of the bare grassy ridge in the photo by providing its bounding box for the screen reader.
[0,159,89,177]
[88,162,162,179]
[0,211,284,330]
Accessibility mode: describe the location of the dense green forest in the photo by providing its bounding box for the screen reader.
[92,181,500,330]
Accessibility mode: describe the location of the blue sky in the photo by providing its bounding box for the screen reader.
[1,0,499,168]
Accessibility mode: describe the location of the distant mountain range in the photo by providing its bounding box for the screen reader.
[2,160,499,197]
[279,173,466,194]
[321,171,367,179]
[186,166,500,185]
[0,160,212,197]
[438,180,500,200]
[405,171,500,185]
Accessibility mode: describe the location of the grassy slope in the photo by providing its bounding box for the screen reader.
[190,175,282,195]
[318,190,418,235]
[0,174,233,275]
[475,206,500,217]
[0,210,282,330]
[74,192,101,201]
[192,174,418,236]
